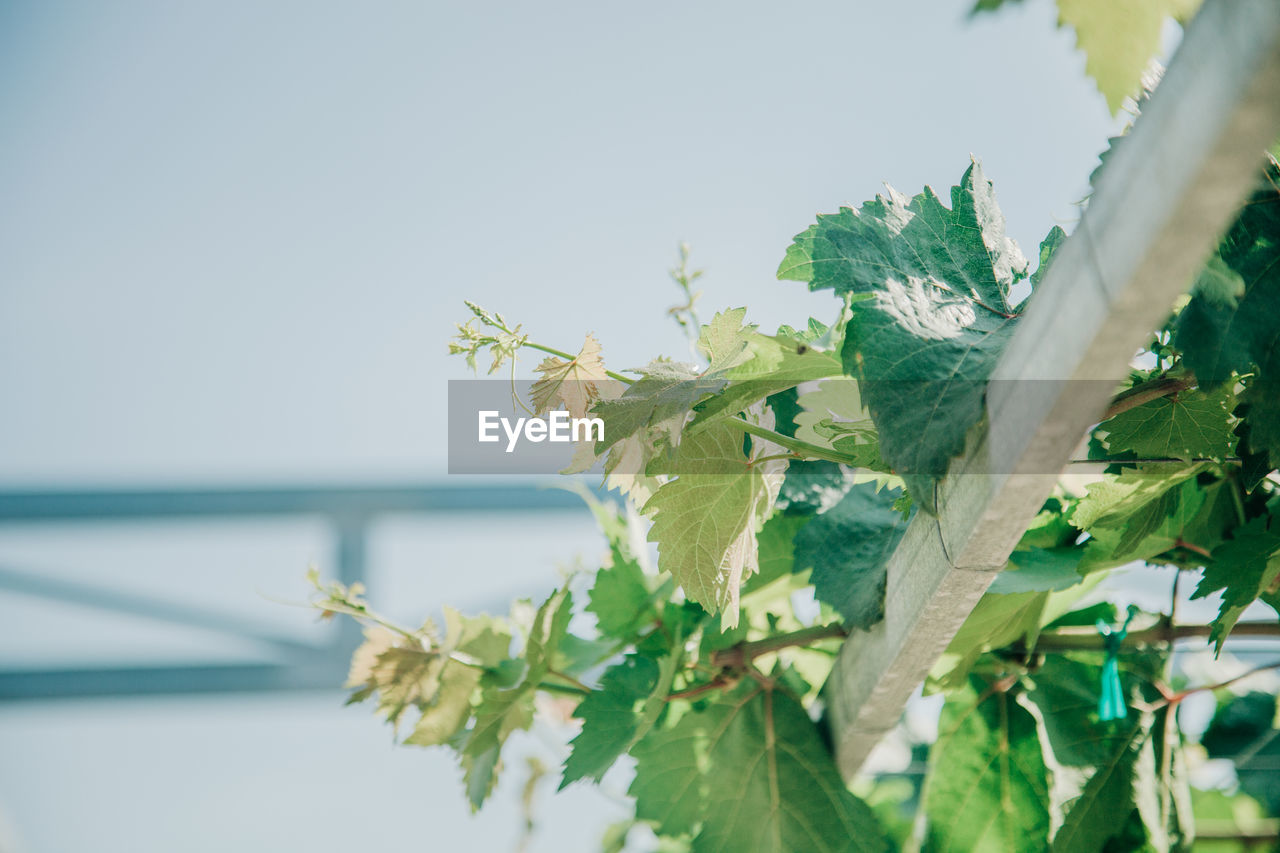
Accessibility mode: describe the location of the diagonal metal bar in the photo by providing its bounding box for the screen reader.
[0,564,323,657]
[826,0,1280,778]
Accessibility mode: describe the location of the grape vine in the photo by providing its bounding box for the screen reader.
[307,5,1280,849]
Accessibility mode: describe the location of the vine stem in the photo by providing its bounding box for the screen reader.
[521,341,635,384]
[710,623,848,669]
[545,667,592,693]
[727,418,862,466]
[1158,658,1280,706]
[1101,373,1196,419]
[1014,621,1280,652]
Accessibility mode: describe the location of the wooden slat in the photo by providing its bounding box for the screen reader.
[827,0,1280,779]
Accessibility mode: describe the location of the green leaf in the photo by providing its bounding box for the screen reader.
[1056,0,1194,114]
[776,460,857,516]
[591,358,714,472]
[404,608,509,747]
[931,592,1048,689]
[747,512,809,593]
[1071,463,1207,532]
[1203,691,1280,815]
[697,307,757,374]
[1191,514,1280,652]
[345,607,512,746]
[344,628,442,725]
[779,162,1053,512]
[989,547,1084,594]
[589,310,805,494]
[561,654,660,787]
[1192,255,1247,307]
[1175,161,1280,387]
[689,329,842,432]
[791,379,885,469]
[924,679,1050,852]
[458,585,572,809]
[1099,385,1237,461]
[644,420,784,625]
[1243,358,1280,469]
[631,685,888,852]
[1026,652,1180,853]
[587,540,656,640]
[460,685,534,809]
[792,482,913,629]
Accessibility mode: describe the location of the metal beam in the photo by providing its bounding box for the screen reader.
[0,482,590,524]
[826,0,1280,778]
[0,565,321,656]
[0,482,599,701]
[0,660,349,701]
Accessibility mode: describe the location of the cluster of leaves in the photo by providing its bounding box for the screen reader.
[312,499,885,851]
[317,147,1280,848]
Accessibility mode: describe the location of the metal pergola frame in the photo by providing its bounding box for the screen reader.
[0,483,584,700]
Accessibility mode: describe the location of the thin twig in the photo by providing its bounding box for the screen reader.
[709,623,848,669]
[1102,374,1196,420]
[1011,621,1280,653]
[1160,659,1280,706]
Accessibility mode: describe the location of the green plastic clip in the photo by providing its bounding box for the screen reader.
[1096,605,1138,722]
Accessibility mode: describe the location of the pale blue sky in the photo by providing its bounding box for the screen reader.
[0,2,1135,851]
[0,0,1121,486]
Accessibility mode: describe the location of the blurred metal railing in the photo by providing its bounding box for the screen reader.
[0,483,584,701]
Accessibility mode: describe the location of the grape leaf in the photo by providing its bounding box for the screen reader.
[697,307,758,373]
[405,608,511,747]
[1027,653,1179,853]
[688,330,842,432]
[792,379,884,468]
[561,654,660,787]
[588,310,769,489]
[779,163,1058,512]
[989,547,1084,594]
[1203,692,1280,814]
[587,538,657,639]
[643,420,785,626]
[1098,385,1236,461]
[1070,463,1207,532]
[461,685,534,809]
[968,0,1026,14]
[775,459,858,516]
[346,607,510,738]
[1243,357,1280,470]
[747,511,809,592]
[629,700,710,837]
[1231,404,1273,492]
[1175,161,1280,388]
[458,585,572,809]
[1190,514,1280,652]
[631,685,888,852]
[530,332,615,419]
[1193,255,1247,307]
[1056,0,1194,115]
[344,627,441,725]
[924,679,1050,853]
[931,592,1048,689]
[591,358,712,468]
[792,482,913,629]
